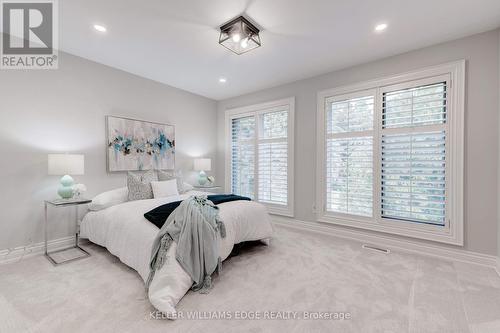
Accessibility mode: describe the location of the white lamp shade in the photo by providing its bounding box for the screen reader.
[193,158,211,171]
[48,154,85,176]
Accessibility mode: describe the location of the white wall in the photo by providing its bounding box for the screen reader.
[498,29,500,258]
[217,29,500,256]
[0,46,217,250]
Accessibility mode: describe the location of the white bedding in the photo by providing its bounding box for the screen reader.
[80,191,274,314]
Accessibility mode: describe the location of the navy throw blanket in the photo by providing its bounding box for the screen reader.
[144,194,251,229]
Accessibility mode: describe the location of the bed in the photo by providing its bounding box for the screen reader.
[80,190,274,316]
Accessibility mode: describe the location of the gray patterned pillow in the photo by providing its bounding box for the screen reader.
[127,170,158,201]
[157,169,185,193]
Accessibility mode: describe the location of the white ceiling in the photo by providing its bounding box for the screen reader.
[59,0,500,100]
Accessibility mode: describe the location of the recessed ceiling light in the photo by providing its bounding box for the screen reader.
[375,23,388,32]
[93,24,107,33]
[219,77,227,83]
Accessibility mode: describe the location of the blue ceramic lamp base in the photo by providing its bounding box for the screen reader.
[198,171,208,186]
[57,174,74,199]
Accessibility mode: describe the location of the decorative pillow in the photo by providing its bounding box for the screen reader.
[127,170,158,201]
[88,187,128,211]
[157,170,187,193]
[151,179,179,198]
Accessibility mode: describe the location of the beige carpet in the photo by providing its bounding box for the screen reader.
[1,226,500,333]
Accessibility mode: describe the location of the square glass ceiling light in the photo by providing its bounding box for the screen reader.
[219,16,261,55]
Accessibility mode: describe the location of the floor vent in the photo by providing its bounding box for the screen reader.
[362,244,390,254]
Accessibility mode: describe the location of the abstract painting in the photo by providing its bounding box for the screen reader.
[106,116,175,172]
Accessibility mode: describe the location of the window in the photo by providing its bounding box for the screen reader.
[226,97,294,216]
[325,94,374,217]
[258,110,289,205]
[381,82,447,226]
[317,61,465,245]
[231,116,255,198]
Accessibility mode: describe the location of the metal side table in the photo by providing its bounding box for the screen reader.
[44,198,92,265]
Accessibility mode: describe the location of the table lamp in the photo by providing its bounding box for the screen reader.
[193,158,211,186]
[48,154,84,199]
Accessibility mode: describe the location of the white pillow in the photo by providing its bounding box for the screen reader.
[157,170,188,193]
[88,187,128,211]
[151,179,179,198]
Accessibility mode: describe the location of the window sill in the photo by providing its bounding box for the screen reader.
[317,212,463,246]
[265,204,294,218]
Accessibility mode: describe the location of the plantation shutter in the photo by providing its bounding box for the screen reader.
[325,94,374,217]
[229,100,293,214]
[231,116,255,199]
[381,81,447,225]
[258,109,288,205]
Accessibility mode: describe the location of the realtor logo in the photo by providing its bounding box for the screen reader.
[1,0,58,69]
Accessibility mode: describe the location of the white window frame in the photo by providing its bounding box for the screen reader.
[316,61,465,245]
[225,97,295,217]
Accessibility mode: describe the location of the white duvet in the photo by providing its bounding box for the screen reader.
[80,191,274,314]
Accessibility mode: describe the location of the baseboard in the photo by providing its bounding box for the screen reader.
[273,216,500,275]
[0,236,75,265]
[496,257,500,276]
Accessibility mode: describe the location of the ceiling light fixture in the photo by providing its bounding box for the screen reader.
[232,33,241,43]
[375,23,388,32]
[219,77,227,83]
[93,24,107,32]
[219,16,261,55]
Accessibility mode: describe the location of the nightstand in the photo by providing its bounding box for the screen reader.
[193,185,223,194]
[44,198,92,265]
